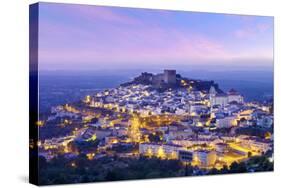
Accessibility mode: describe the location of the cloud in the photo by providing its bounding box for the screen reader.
[69,5,142,26]
[234,28,253,38]
[39,20,231,66]
[38,3,273,70]
[233,20,272,39]
[257,23,271,32]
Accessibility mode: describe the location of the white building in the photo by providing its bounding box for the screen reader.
[195,150,217,167]
[216,116,237,128]
[164,128,193,141]
[209,87,244,107]
[189,103,207,115]
[238,136,272,153]
[210,94,228,107]
[227,89,244,104]
[215,143,228,153]
[139,143,185,159]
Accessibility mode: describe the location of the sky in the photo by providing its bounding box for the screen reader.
[36,2,274,71]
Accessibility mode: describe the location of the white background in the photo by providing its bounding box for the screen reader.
[0,0,280,187]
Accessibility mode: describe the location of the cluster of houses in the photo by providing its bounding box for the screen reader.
[89,84,243,117]
[139,132,272,168]
[38,70,273,169]
[88,81,272,131]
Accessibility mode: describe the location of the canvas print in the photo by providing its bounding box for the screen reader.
[29,2,274,185]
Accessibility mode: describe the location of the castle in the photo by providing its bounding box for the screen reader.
[130,69,177,88]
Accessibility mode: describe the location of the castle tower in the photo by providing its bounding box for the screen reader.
[164,70,176,84]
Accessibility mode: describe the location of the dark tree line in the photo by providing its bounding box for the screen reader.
[37,154,273,185]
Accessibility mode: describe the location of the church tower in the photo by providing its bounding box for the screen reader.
[209,86,217,98]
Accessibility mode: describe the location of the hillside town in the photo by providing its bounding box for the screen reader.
[35,70,273,172]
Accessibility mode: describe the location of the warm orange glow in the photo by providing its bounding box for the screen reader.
[86,153,95,160]
[146,148,153,157]
[265,132,272,140]
[86,134,97,142]
[36,120,44,127]
[205,120,211,126]
[181,80,187,86]
[231,119,238,126]
[191,112,196,116]
[157,146,166,159]
[85,95,91,103]
[71,162,76,168]
[64,147,69,153]
[197,122,203,127]
[128,116,141,142]
[170,151,177,159]
[64,104,79,113]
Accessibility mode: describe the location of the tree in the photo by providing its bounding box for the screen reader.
[105,171,119,181]
[148,132,162,142]
[220,165,229,174]
[248,151,252,158]
[38,156,47,168]
[229,161,247,173]
[90,117,98,124]
[184,163,194,176]
[208,168,220,175]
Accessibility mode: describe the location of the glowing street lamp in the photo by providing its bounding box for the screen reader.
[85,95,91,103]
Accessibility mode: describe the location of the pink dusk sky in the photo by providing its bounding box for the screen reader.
[36,2,274,71]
